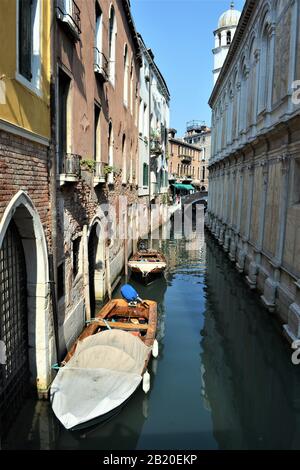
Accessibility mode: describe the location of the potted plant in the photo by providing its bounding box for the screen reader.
[80,159,96,172]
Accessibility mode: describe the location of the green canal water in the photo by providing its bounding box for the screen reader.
[2,223,300,450]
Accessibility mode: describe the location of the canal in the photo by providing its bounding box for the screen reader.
[2,221,300,450]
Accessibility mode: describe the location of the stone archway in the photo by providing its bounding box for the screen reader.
[0,191,52,397]
[88,217,105,315]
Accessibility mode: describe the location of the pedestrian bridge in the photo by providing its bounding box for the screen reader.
[181,191,208,206]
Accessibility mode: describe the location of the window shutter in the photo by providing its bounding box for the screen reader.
[19,0,32,81]
[143,163,149,187]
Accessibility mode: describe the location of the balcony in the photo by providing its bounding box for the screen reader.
[56,0,81,40]
[150,139,162,156]
[94,48,109,81]
[58,153,81,186]
[93,162,106,186]
[182,175,193,183]
[179,154,192,164]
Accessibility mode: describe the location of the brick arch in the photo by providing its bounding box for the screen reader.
[0,190,53,394]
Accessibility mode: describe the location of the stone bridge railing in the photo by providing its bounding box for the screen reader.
[181,191,208,205]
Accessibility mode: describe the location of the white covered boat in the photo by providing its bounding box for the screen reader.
[50,329,152,430]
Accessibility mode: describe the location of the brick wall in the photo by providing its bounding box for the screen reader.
[0,129,51,246]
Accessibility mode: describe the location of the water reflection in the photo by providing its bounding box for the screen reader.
[3,224,300,449]
[202,235,300,450]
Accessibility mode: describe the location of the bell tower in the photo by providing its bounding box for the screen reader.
[213,2,241,84]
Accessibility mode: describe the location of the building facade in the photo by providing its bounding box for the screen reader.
[206,0,300,342]
[168,128,206,193]
[0,0,171,435]
[0,0,54,428]
[138,35,170,207]
[183,121,211,191]
[54,0,142,358]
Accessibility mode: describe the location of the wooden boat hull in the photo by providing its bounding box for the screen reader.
[50,299,157,430]
[128,250,167,283]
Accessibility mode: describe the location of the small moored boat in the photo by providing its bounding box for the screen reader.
[128,249,167,283]
[50,289,157,431]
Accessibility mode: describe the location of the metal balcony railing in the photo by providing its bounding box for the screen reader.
[94,48,109,80]
[186,120,205,132]
[179,154,192,164]
[56,0,81,39]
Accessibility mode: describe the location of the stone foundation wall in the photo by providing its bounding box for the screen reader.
[206,116,300,344]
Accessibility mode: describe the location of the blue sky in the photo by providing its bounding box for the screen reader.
[131,0,245,136]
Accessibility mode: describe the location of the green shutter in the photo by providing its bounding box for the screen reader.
[143,163,148,187]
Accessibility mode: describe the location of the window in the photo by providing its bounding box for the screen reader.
[143,103,148,136]
[130,62,134,114]
[135,84,139,126]
[94,104,101,161]
[227,31,231,45]
[291,159,300,205]
[143,163,149,187]
[258,22,270,112]
[72,237,81,279]
[218,33,221,47]
[123,44,129,106]
[57,262,65,300]
[129,142,133,184]
[58,68,71,172]
[108,5,117,85]
[94,3,103,66]
[18,0,41,90]
[202,166,205,181]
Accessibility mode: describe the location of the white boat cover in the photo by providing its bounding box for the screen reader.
[50,329,151,429]
[128,261,166,275]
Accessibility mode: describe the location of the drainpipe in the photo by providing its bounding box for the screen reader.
[105,241,112,300]
[49,0,60,362]
[124,212,128,281]
[148,62,152,244]
[83,224,91,321]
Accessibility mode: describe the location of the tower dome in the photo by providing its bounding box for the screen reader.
[218,3,241,29]
[213,2,241,85]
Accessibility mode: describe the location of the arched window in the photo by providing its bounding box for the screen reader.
[218,33,221,47]
[130,61,134,114]
[95,3,103,64]
[247,37,257,126]
[108,5,117,85]
[226,31,231,45]
[122,134,126,184]
[239,58,248,131]
[258,22,270,113]
[123,44,129,106]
